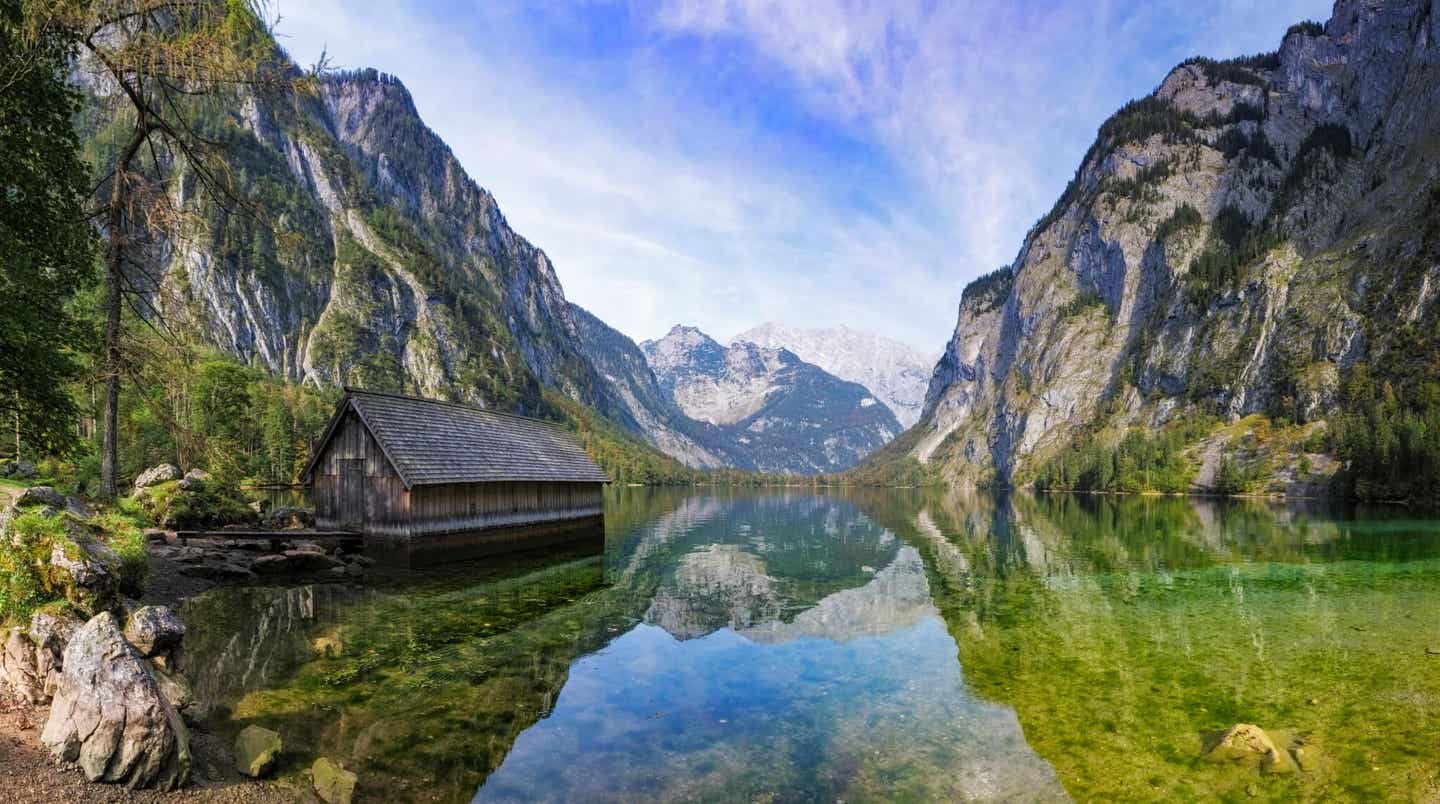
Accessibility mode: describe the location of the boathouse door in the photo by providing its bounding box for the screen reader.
[338,458,367,532]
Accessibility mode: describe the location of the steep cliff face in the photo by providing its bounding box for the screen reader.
[643,326,902,473]
[733,322,934,427]
[912,0,1440,486]
[87,64,717,466]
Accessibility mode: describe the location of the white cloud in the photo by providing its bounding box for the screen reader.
[273,0,1331,354]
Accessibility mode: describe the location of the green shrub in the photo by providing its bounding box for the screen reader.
[134,478,256,530]
[0,509,111,624]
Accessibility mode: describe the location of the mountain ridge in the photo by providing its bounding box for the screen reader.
[895,0,1440,496]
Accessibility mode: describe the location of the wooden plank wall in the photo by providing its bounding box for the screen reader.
[313,410,603,540]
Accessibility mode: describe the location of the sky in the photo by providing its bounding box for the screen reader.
[270,0,1332,354]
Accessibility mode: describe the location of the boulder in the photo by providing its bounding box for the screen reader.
[290,541,326,555]
[1203,723,1298,774]
[177,468,212,491]
[47,532,122,615]
[3,459,38,479]
[266,506,315,530]
[15,485,65,511]
[124,606,186,657]
[41,612,191,790]
[234,724,282,778]
[30,610,81,699]
[177,562,257,582]
[283,550,343,573]
[0,627,44,704]
[133,464,181,493]
[150,663,194,717]
[249,554,292,576]
[312,756,357,804]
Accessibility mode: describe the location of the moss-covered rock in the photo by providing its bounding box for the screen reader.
[132,475,257,530]
[0,505,121,622]
[234,724,282,778]
[312,756,357,804]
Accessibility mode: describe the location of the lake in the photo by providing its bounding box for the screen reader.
[183,488,1440,801]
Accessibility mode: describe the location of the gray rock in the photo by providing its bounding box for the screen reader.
[177,468,212,491]
[30,610,82,699]
[3,459,38,479]
[312,756,357,804]
[178,562,257,582]
[283,550,343,573]
[265,506,315,530]
[234,725,282,777]
[124,606,186,657]
[133,464,181,492]
[41,612,191,790]
[48,535,122,614]
[0,627,44,704]
[249,554,292,575]
[14,486,67,510]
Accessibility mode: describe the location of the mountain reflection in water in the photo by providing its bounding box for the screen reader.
[181,488,1440,802]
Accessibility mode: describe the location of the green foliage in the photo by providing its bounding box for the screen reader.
[545,393,701,485]
[1104,160,1173,203]
[1211,454,1262,495]
[1155,203,1203,244]
[1184,205,1283,304]
[1032,419,1216,494]
[1057,290,1107,320]
[1214,126,1279,166]
[0,505,140,624]
[1329,359,1440,502]
[1180,56,1272,88]
[133,478,256,530]
[0,0,97,458]
[1287,21,1326,38]
[959,268,1013,313]
[89,510,147,595]
[1031,97,1202,237]
[110,340,336,490]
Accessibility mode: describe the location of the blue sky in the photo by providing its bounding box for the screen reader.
[273,0,1332,353]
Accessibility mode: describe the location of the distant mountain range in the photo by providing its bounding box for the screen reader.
[732,322,934,428]
[641,326,901,473]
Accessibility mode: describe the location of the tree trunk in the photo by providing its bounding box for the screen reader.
[98,119,150,499]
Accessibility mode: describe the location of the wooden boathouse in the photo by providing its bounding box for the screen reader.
[301,390,608,543]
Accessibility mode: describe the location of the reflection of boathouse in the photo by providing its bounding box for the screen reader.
[302,390,608,544]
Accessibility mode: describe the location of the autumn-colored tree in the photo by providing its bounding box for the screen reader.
[29,0,311,496]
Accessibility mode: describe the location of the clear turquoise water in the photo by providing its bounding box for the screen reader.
[183,488,1440,802]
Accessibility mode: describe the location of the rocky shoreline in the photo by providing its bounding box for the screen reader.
[0,478,366,803]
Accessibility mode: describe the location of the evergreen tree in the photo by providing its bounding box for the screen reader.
[0,0,96,458]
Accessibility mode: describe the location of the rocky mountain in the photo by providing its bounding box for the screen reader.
[80,62,721,470]
[732,322,934,427]
[902,0,1440,489]
[642,326,902,473]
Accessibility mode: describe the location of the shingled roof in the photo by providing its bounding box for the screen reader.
[304,390,609,488]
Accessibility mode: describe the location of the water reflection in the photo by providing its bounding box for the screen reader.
[179,488,1440,802]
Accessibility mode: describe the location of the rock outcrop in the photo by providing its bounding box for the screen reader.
[41,612,191,790]
[905,0,1440,487]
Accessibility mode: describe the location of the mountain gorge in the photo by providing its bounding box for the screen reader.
[89,58,902,476]
[894,0,1440,495]
[642,326,902,473]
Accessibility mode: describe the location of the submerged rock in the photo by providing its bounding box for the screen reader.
[234,724,282,778]
[313,756,357,804]
[1203,723,1297,774]
[41,612,191,790]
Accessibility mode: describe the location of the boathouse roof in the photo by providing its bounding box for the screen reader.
[303,390,609,488]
